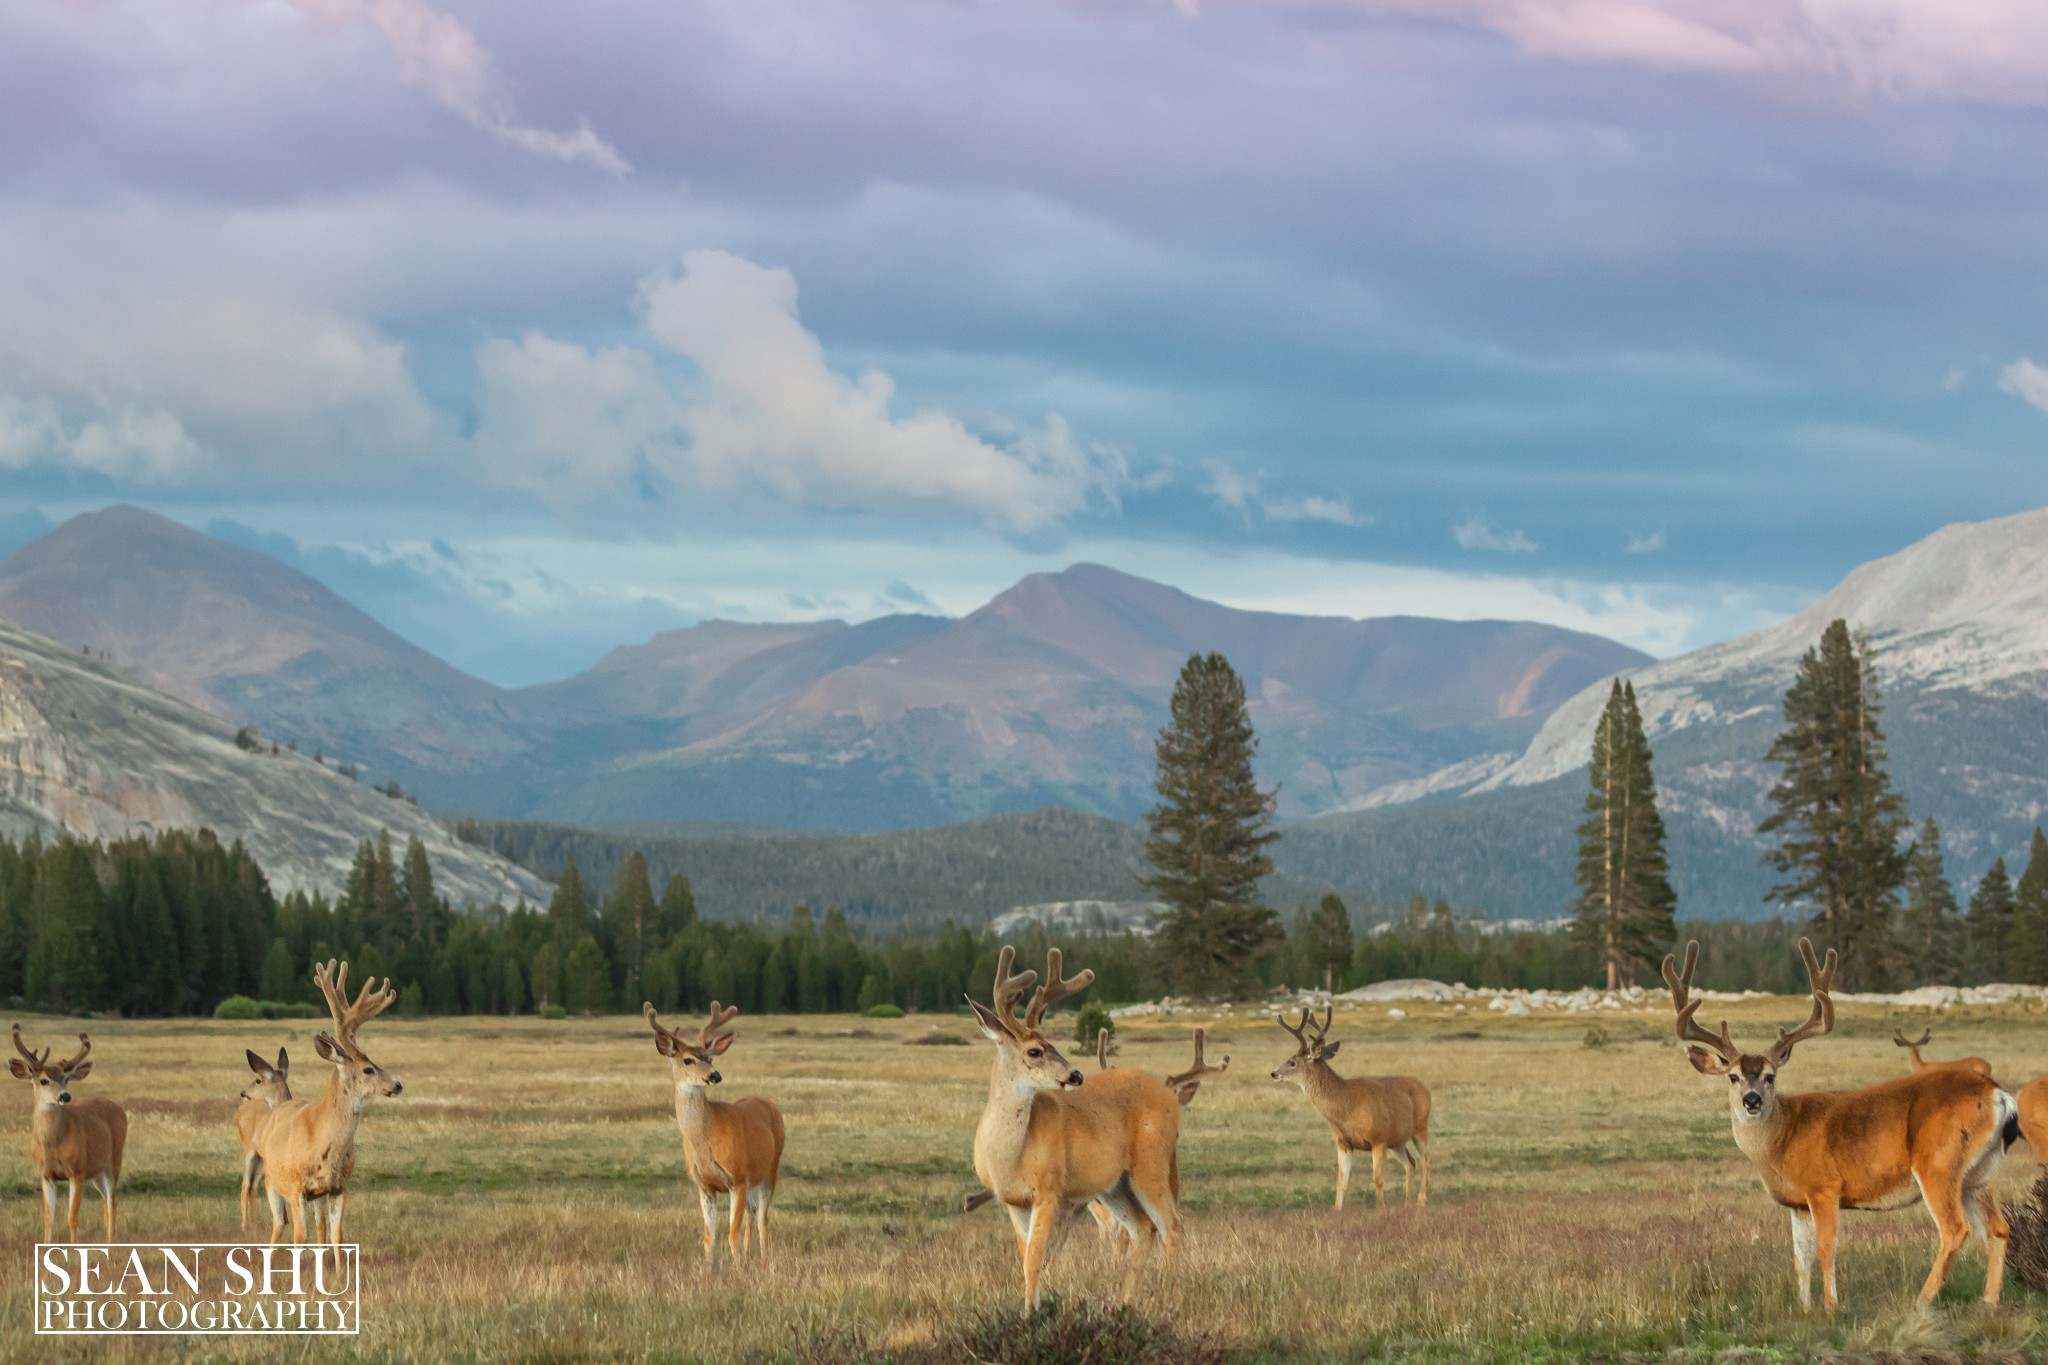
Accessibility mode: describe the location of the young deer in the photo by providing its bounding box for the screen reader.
[1665,939,2017,1312]
[260,960,402,1245]
[1893,1029,1994,1079]
[10,1027,126,1242]
[970,946,1185,1307]
[235,1047,291,1231]
[644,1001,785,1267]
[1270,1006,1430,1210]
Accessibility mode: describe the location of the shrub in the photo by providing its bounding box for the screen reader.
[1073,1000,1114,1052]
[784,1297,1234,1364]
[259,1001,320,1020]
[213,995,262,1020]
[905,1030,969,1046]
[540,1003,568,1020]
[864,1003,905,1019]
[2006,1168,2048,1291]
[1581,1024,1610,1049]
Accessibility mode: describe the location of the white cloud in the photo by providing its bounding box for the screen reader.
[1998,357,2048,413]
[1452,516,1537,553]
[1943,367,1967,392]
[472,251,1125,531]
[287,0,629,173]
[1204,464,1259,512]
[1625,529,1666,553]
[1264,493,1374,527]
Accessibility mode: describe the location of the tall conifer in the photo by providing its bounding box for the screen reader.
[2007,829,2048,985]
[1141,653,1282,994]
[1571,680,1677,987]
[1757,620,1909,989]
[1899,818,1960,986]
[1966,860,2015,984]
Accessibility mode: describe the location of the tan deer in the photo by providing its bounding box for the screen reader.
[969,946,1185,1307]
[259,960,402,1245]
[1893,1029,1994,1080]
[644,1001,785,1267]
[1665,938,2018,1312]
[235,1047,291,1230]
[10,1027,126,1242]
[1270,1005,1430,1210]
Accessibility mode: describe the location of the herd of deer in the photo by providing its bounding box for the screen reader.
[11,940,2048,1315]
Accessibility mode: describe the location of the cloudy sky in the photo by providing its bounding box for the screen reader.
[6,0,2048,685]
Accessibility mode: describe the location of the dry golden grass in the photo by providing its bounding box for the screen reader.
[5,997,2048,1361]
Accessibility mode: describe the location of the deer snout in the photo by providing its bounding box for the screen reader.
[390,1079,403,1095]
[56,1091,71,1104]
[707,1070,723,1085]
[1742,1090,1764,1115]
[1064,1070,1084,1088]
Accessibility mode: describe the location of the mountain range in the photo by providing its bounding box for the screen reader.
[0,507,1650,831]
[1306,505,2048,918]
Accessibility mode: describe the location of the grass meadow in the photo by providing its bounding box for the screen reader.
[6,997,2048,1362]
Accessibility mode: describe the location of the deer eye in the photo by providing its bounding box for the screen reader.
[1026,1048,1043,1059]
[1729,1075,1740,1083]
[362,1066,374,1075]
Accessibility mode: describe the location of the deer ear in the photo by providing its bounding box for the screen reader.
[1686,1045,1732,1076]
[1318,1041,1341,1059]
[67,1061,91,1081]
[652,1031,678,1058]
[708,1033,736,1056]
[314,1033,341,1062]
[967,999,1006,1042]
[276,1047,289,1075]
[246,1049,270,1077]
[8,1059,30,1080]
[1175,1083,1199,1108]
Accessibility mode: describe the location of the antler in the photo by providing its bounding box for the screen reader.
[1661,940,1739,1065]
[990,945,1039,1039]
[1095,1029,1110,1070]
[700,1001,740,1049]
[1277,1007,1311,1054]
[1023,948,1094,1030]
[1166,1027,1230,1090]
[644,1002,680,1049]
[1894,1029,1933,1050]
[56,1033,89,1074]
[314,959,397,1049]
[1766,938,1837,1067]
[11,1023,47,1073]
[1306,1004,1332,1044]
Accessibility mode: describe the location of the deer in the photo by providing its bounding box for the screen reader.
[969,946,1187,1307]
[643,1001,785,1268]
[1664,938,2019,1312]
[1270,1005,1430,1210]
[10,1027,126,1242]
[1893,1029,1994,1080]
[259,960,402,1245]
[235,1047,291,1231]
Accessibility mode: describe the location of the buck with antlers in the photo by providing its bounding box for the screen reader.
[1665,938,2019,1311]
[259,960,402,1245]
[970,946,1186,1306]
[644,1001,785,1267]
[10,1027,125,1242]
[1892,1029,1994,1080]
[235,1047,291,1230]
[1270,1006,1430,1211]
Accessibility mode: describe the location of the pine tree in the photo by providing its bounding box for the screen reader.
[2007,829,2048,985]
[1571,680,1678,988]
[400,836,438,941]
[548,858,591,950]
[1757,621,1909,990]
[1965,860,2014,985]
[1306,893,1354,993]
[1141,653,1283,994]
[604,852,658,998]
[659,874,697,939]
[258,937,296,1002]
[1899,819,1960,986]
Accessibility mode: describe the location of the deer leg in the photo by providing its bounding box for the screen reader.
[240,1153,256,1230]
[729,1184,749,1259]
[1810,1196,1841,1313]
[1416,1138,1430,1207]
[1005,1202,1030,1262]
[1788,1207,1816,1313]
[1021,1198,1059,1309]
[328,1192,347,1245]
[40,1179,55,1243]
[1333,1143,1351,1211]
[66,1178,82,1242]
[1977,1183,2010,1305]
[290,1192,309,1246]
[697,1189,719,1263]
[1370,1146,1386,1210]
[1123,1162,1178,1296]
[750,1188,771,1270]
[1916,1173,1972,1307]
[97,1173,114,1242]
[266,1185,288,1244]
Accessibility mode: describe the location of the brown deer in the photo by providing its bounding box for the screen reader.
[644,1001,785,1267]
[10,1027,125,1242]
[259,960,402,1245]
[1893,1029,1994,1079]
[1270,1005,1430,1210]
[969,946,1185,1307]
[1665,938,2018,1312]
[235,1047,291,1230]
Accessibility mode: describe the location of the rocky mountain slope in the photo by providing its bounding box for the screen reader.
[0,510,1649,830]
[1318,506,2048,918]
[0,614,548,906]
